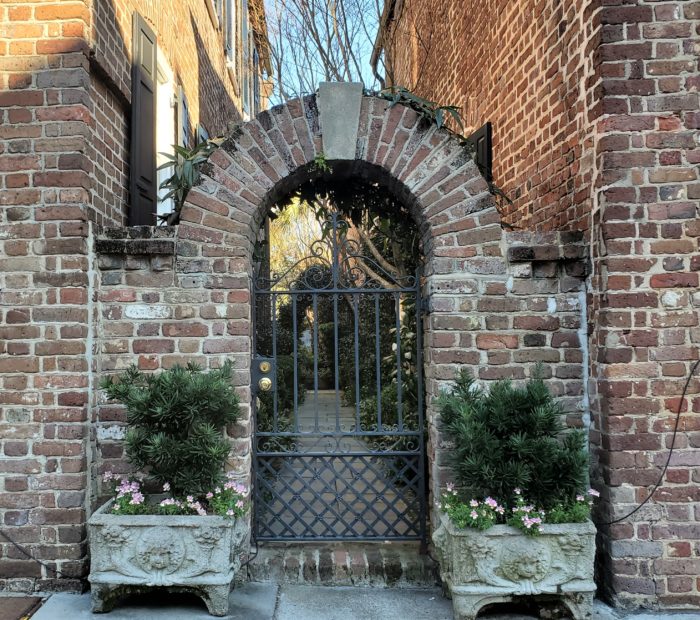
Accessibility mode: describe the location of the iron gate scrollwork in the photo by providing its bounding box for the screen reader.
[252,212,426,541]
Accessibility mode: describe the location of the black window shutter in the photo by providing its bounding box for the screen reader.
[129,13,157,226]
[466,122,493,184]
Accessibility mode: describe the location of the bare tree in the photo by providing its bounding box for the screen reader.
[262,0,383,103]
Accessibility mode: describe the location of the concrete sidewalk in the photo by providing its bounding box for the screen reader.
[31,584,450,620]
[28,583,700,620]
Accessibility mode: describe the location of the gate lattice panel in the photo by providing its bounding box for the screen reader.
[252,212,426,542]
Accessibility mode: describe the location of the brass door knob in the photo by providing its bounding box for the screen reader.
[258,377,272,392]
[259,361,271,373]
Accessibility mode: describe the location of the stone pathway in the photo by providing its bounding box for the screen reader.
[256,390,417,539]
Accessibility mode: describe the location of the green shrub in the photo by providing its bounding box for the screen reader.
[100,361,239,497]
[438,370,588,510]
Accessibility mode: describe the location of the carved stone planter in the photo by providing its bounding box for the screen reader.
[432,513,596,620]
[88,500,248,616]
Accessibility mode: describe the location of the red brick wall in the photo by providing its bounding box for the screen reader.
[384,0,700,610]
[0,0,249,591]
[589,1,700,609]
[1,2,94,591]
[92,229,252,502]
[382,0,601,231]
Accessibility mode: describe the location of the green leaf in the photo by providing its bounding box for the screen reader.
[435,108,444,128]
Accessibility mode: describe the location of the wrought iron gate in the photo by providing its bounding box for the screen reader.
[252,212,426,541]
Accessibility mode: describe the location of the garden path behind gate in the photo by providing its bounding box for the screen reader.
[260,390,412,539]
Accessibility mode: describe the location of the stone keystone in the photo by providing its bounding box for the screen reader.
[318,82,364,160]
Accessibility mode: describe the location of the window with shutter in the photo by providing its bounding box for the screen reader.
[129,13,158,226]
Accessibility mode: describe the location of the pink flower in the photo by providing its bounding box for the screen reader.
[588,488,600,498]
[446,482,455,493]
[469,499,479,508]
[162,482,171,492]
[576,495,585,502]
[469,510,478,519]
[496,505,505,515]
[226,509,234,516]
[484,497,497,509]
[514,487,522,495]
[186,495,194,503]
[129,492,144,505]
[206,492,214,499]
[235,499,244,509]
[103,471,114,482]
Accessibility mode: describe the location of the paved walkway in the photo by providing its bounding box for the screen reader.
[26,584,700,620]
[256,390,417,539]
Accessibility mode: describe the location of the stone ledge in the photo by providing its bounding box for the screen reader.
[505,231,590,278]
[101,225,176,240]
[96,237,175,256]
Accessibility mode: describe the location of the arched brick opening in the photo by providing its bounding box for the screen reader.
[92,84,589,563]
[175,85,500,516]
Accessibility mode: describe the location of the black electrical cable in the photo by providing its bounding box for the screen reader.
[239,521,259,570]
[597,357,700,526]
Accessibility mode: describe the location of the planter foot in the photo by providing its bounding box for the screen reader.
[451,592,509,620]
[91,583,119,613]
[562,591,594,620]
[201,584,231,617]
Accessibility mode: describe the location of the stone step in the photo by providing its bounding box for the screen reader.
[245,542,439,588]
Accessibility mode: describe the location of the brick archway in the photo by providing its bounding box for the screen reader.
[93,84,588,551]
[176,83,499,508]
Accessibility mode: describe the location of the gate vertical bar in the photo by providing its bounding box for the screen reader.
[374,294,382,431]
[414,271,426,545]
[292,294,299,432]
[312,293,319,432]
[333,292,340,431]
[394,292,403,431]
[353,293,361,431]
[272,293,278,432]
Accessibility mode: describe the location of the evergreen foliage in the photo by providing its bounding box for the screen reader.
[100,362,239,497]
[438,370,588,509]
